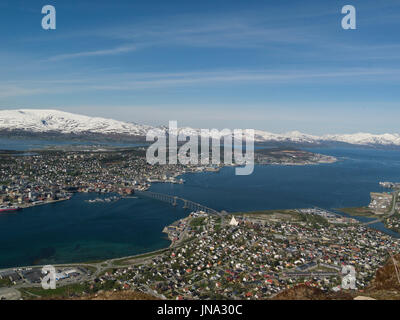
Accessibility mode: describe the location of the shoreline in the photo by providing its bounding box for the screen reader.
[17,197,70,209]
[2,202,399,272]
[0,150,350,273]
[7,155,337,212]
[3,205,400,301]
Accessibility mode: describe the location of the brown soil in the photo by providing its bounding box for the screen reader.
[273,254,400,300]
[75,290,158,300]
[272,284,353,300]
[38,290,158,300]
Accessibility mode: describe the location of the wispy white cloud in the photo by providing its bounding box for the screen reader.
[86,68,400,90]
[34,6,400,64]
[2,67,400,97]
[0,85,47,98]
[97,14,319,50]
[48,45,136,61]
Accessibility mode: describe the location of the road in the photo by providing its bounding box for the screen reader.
[0,237,194,296]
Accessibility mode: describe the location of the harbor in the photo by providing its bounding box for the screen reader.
[1,147,400,269]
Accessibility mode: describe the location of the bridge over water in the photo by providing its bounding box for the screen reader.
[135,190,224,216]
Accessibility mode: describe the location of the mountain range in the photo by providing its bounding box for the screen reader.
[1,109,400,147]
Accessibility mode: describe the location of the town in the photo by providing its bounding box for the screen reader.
[0,146,336,211]
[2,207,399,300]
[0,147,194,210]
[339,183,400,233]
[73,209,400,299]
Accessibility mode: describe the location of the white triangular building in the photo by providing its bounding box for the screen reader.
[229,216,239,226]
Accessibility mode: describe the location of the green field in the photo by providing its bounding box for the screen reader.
[113,248,169,265]
[232,209,296,216]
[190,217,206,227]
[0,278,12,287]
[20,282,90,299]
[338,207,377,218]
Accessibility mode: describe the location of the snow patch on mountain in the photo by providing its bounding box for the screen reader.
[0,109,151,136]
[322,133,400,146]
[0,109,400,146]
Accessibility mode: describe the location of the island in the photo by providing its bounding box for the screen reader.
[0,146,336,211]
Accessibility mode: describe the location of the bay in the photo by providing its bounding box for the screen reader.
[1,145,400,268]
[0,193,187,268]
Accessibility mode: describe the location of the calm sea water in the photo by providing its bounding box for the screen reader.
[0,194,187,268]
[0,137,146,151]
[1,145,400,268]
[151,147,400,212]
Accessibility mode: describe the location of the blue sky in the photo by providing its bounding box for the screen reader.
[1,0,400,134]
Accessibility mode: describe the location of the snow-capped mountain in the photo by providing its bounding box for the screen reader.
[252,130,400,146]
[0,109,400,147]
[253,130,320,144]
[0,109,152,136]
[322,133,400,146]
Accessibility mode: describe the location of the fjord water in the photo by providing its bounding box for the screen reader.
[1,146,400,268]
[151,147,400,212]
[0,137,146,151]
[0,195,186,268]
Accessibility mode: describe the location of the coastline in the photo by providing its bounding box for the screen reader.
[6,152,337,212]
[2,202,399,272]
[3,204,400,301]
[17,197,71,209]
[0,148,368,273]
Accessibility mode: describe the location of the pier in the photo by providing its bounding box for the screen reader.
[135,190,223,216]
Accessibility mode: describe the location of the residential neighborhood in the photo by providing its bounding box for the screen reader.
[32,208,397,300]
[0,147,334,211]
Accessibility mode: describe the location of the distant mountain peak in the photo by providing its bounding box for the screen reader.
[0,108,399,147]
[0,109,151,136]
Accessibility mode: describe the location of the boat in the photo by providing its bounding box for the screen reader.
[85,196,121,204]
[0,206,21,213]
